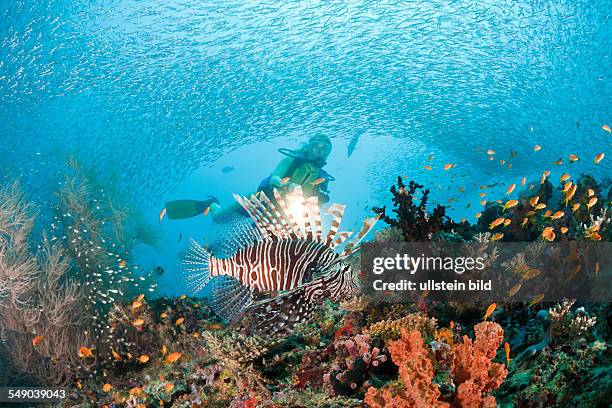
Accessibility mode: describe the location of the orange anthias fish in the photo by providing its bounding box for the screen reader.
[165,383,174,393]
[159,208,167,223]
[534,203,546,210]
[486,149,496,155]
[489,218,505,230]
[111,349,122,361]
[32,335,43,346]
[280,177,291,184]
[550,211,564,220]
[505,184,516,195]
[594,153,605,164]
[78,347,94,358]
[443,163,454,170]
[568,154,579,162]
[138,355,150,363]
[475,212,482,218]
[311,177,326,186]
[175,317,185,326]
[492,233,504,241]
[508,283,522,297]
[560,174,570,182]
[521,177,526,186]
[529,196,540,206]
[165,352,182,364]
[542,227,555,241]
[503,219,511,227]
[161,345,168,355]
[522,268,541,280]
[102,383,112,393]
[587,188,595,197]
[587,197,598,209]
[133,318,145,327]
[483,303,497,321]
[572,203,580,212]
[131,300,143,310]
[560,227,569,234]
[423,165,433,170]
[530,293,545,306]
[502,200,518,211]
[534,145,542,152]
[602,124,611,133]
[504,342,511,365]
[521,218,528,227]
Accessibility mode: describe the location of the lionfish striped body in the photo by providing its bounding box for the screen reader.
[183,186,378,331]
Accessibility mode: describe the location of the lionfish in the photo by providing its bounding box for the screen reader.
[183,186,378,336]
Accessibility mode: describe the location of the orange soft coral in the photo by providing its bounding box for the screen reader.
[452,321,508,406]
[365,322,508,408]
[365,329,449,408]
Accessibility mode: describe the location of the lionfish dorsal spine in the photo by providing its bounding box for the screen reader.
[342,214,381,256]
[306,196,323,243]
[273,189,304,240]
[324,203,345,247]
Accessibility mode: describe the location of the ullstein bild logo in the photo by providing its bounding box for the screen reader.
[360,242,611,303]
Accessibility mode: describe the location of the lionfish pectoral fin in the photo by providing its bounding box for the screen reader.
[182,238,213,294]
[208,276,253,323]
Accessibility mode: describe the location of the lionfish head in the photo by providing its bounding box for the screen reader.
[322,261,362,302]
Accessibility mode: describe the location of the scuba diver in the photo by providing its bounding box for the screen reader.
[163,135,334,223]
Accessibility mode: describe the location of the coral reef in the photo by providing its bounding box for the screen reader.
[364,312,438,342]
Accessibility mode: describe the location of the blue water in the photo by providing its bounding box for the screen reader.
[1,0,610,295]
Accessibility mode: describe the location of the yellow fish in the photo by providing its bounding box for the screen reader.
[118,260,126,268]
[505,184,516,195]
[175,317,185,326]
[311,177,326,186]
[568,154,579,162]
[534,145,542,151]
[502,200,518,211]
[161,345,168,355]
[594,153,604,164]
[483,303,497,321]
[165,352,182,364]
[504,342,511,365]
[138,355,150,363]
[542,227,555,241]
[602,124,611,133]
[508,283,522,297]
[179,294,187,300]
[489,218,505,229]
[79,346,94,358]
[587,197,598,209]
[564,185,577,205]
[560,174,570,182]
[111,349,122,361]
[102,383,112,393]
[159,208,167,223]
[588,231,602,241]
[32,335,43,346]
[529,293,545,306]
[522,268,541,280]
[550,211,564,220]
[444,163,455,171]
[423,165,432,170]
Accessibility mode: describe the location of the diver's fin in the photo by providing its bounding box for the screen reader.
[165,199,216,220]
[208,276,253,323]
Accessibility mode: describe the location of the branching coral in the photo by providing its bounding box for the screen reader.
[0,183,93,385]
[373,177,460,242]
[548,300,597,342]
[365,322,508,408]
[364,313,438,342]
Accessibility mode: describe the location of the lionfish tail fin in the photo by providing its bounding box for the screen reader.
[182,238,212,294]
